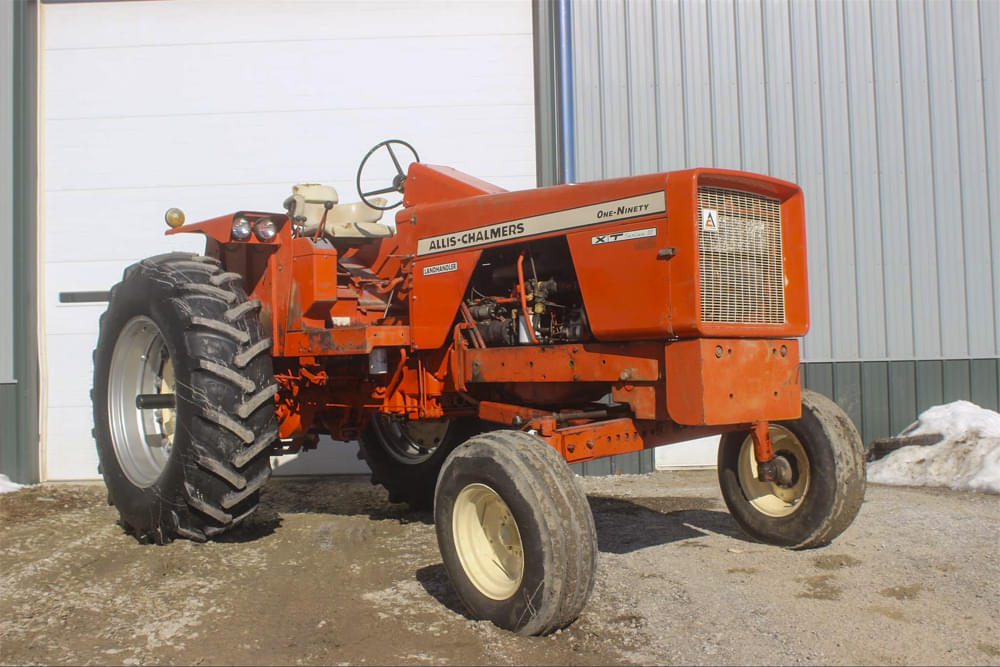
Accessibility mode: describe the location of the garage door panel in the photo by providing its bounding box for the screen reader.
[45,187,281,265]
[45,105,534,191]
[45,333,98,409]
[46,35,533,120]
[44,261,137,336]
[45,0,530,50]
[46,406,99,480]
[42,1,535,480]
[45,162,533,273]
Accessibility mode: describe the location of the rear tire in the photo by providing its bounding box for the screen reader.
[358,414,482,509]
[434,430,597,635]
[717,389,866,549]
[92,253,277,543]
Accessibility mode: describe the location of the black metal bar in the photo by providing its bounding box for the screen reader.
[59,291,111,303]
[135,394,175,409]
[556,409,608,424]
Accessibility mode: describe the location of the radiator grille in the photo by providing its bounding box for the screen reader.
[697,187,785,324]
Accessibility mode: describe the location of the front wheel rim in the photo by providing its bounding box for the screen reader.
[107,316,176,488]
[452,483,524,600]
[736,425,810,518]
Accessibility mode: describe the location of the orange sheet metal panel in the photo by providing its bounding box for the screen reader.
[539,417,741,464]
[284,325,410,356]
[565,216,672,340]
[664,338,801,425]
[290,237,338,319]
[410,248,483,349]
[463,342,662,384]
[407,171,670,349]
[400,163,508,206]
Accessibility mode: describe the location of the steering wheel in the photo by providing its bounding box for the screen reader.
[356,139,420,211]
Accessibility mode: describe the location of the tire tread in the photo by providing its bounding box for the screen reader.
[92,252,276,544]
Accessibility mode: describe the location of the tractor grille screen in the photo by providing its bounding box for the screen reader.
[697,187,786,324]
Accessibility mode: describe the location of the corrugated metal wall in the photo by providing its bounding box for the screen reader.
[569,0,1000,365]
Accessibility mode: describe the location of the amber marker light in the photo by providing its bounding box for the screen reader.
[164,207,185,228]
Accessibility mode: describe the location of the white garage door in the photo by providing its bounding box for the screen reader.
[41,0,536,480]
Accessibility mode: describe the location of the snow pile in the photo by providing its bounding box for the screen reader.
[868,401,1000,494]
[0,473,24,494]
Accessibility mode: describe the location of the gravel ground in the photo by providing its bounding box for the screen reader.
[1,469,998,666]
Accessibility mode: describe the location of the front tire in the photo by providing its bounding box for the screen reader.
[92,253,277,543]
[434,430,597,635]
[717,389,866,549]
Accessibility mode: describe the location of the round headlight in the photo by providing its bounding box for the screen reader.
[231,216,252,241]
[254,217,277,241]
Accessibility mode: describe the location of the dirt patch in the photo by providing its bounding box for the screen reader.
[811,553,862,570]
[1,470,998,665]
[0,484,99,525]
[879,583,925,600]
[796,574,842,600]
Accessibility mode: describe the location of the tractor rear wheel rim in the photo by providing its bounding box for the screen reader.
[737,424,810,518]
[452,483,524,600]
[108,316,175,488]
[376,416,451,464]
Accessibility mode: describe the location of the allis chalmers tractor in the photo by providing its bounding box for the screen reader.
[92,140,866,635]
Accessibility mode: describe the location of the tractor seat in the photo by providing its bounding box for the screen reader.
[322,200,394,238]
[284,183,394,240]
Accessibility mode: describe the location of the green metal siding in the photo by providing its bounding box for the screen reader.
[0,383,19,478]
[571,449,655,477]
[860,362,890,444]
[887,362,917,435]
[971,360,1000,412]
[571,358,999,476]
[804,359,1000,446]
[0,0,39,484]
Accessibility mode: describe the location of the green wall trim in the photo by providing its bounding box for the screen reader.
[0,383,18,478]
[574,357,998,477]
[803,358,1000,447]
[571,449,655,477]
[1,0,39,484]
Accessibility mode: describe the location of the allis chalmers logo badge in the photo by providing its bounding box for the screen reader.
[702,208,719,232]
[416,192,666,256]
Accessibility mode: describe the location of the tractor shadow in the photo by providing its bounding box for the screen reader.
[415,563,470,618]
[248,475,433,532]
[586,496,754,553]
[414,494,756,619]
[224,478,754,551]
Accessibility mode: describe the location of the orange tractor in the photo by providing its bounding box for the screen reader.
[92,140,866,635]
